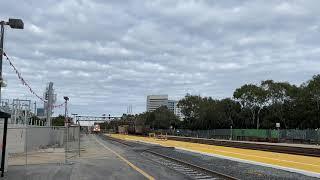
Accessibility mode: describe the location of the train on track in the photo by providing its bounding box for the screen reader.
[92,124,101,133]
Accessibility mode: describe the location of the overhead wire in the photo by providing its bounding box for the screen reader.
[2,51,64,108]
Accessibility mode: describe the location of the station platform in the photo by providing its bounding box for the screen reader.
[165,136,319,158]
[167,135,320,149]
[109,134,320,177]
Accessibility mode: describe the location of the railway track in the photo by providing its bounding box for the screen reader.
[142,150,238,180]
[100,134,239,180]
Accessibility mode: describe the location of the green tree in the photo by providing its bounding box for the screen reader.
[261,80,294,128]
[219,98,241,128]
[152,106,179,129]
[52,115,65,126]
[177,94,203,129]
[233,84,268,129]
[304,74,320,128]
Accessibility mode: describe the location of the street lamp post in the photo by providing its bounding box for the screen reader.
[64,97,69,126]
[0,18,24,103]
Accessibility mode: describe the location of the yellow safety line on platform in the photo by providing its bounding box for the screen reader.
[94,136,155,180]
[109,134,320,174]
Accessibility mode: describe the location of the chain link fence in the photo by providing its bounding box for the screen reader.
[65,125,80,161]
[0,124,80,178]
[155,128,320,144]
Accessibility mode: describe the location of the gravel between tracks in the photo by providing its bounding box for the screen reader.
[102,135,319,180]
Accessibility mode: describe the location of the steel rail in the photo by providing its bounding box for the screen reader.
[144,149,239,180]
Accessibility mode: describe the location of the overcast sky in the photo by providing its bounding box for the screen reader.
[1,0,320,116]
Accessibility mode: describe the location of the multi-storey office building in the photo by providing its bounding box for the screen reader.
[147,96,184,120]
[146,95,168,112]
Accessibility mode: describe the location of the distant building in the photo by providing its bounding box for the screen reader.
[37,108,45,117]
[167,100,176,112]
[146,95,184,120]
[146,95,168,112]
[168,100,184,121]
[174,104,184,121]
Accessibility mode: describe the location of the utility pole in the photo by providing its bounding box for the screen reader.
[0,22,4,102]
[34,101,37,115]
[45,82,54,126]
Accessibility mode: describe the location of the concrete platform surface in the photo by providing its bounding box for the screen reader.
[2,134,189,180]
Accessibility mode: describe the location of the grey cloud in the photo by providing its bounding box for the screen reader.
[1,0,320,115]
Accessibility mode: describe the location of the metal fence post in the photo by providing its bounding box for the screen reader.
[277,128,280,143]
[317,129,319,145]
[63,97,69,164]
[78,125,80,157]
[25,124,28,177]
[0,117,8,177]
[64,127,67,164]
[67,126,69,161]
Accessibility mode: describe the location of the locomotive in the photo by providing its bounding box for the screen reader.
[92,124,101,133]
